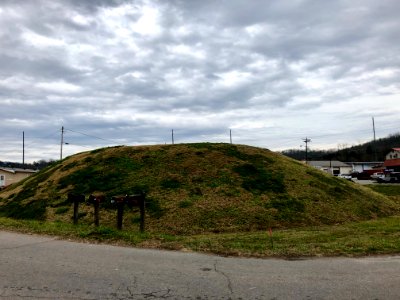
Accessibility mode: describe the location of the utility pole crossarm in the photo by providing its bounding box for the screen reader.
[302,137,311,164]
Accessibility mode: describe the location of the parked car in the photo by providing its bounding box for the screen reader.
[349,172,359,178]
[377,172,400,183]
[338,174,352,180]
[356,171,371,180]
[371,172,385,180]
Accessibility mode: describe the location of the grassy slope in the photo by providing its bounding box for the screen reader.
[0,143,399,235]
[1,216,399,257]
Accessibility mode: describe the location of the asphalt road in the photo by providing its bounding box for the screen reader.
[1,231,399,300]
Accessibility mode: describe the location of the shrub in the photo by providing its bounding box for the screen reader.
[160,178,181,189]
[233,163,285,194]
[178,200,193,208]
[0,200,47,220]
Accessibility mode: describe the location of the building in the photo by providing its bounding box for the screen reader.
[345,162,383,173]
[386,148,400,160]
[0,167,37,188]
[384,148,400,172]
[307,161,352,176]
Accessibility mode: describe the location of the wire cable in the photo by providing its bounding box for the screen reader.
[64,128,121,144]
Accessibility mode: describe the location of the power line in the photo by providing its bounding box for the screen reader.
[64,128,121,144]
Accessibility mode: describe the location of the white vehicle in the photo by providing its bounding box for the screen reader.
[377,172,400,183]
[371,172,385,180]
[338,174,352,180]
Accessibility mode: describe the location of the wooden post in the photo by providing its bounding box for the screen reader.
[139,195,145,233]
[94,201,100,227]
[117,201,124,230]
[73,200,79,225]
[68,193,85,225]
[89,194,104,227]
[113,194,145,232]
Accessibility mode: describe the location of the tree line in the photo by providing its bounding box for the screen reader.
[281,133,400,162]
[0,159,56,170]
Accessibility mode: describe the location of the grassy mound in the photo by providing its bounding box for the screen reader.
[0,143,398,234]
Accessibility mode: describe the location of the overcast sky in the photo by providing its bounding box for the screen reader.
[1,0,399,162]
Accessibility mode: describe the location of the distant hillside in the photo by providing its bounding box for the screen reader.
[0,143,398,234]
[282,133,400,162]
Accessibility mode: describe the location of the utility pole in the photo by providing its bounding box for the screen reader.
[22,131,25,169]
[302,137,311,164]
[60,126,64,160]
[171,129,174,145]
[230,129,232,144]
[372,117,377,161]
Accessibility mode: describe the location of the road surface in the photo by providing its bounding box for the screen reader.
[1,231,399,299]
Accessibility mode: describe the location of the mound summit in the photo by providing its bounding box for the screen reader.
[0,143,398,234]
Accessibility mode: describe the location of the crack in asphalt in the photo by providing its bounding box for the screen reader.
[126,286,134,297]
[214,260,233,295]
[111,283,125,300]
[123,276,138,299]
[109,279,172,300]
[141,288,172,299]
[120,288,172,299]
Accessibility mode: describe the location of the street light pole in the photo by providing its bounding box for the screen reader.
[60,126,64,160]
[22,131,25,169]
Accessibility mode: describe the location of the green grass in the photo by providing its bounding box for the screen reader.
[0,199,47,220]
[160,178,182,189]
[0,217,154,245]
[233,163,285,194]
[367,184,400,197]
[178,199,194,208]
[1,216,399,257]
[183,217,400,257]
[1,144,399,257]
[1,143,399,235]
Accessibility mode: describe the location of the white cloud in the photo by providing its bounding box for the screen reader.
[167,44,205,59]
[215,70,253,88]
[36,81,82,93]
[70,13,93,27]
[0,0,399,162]
[22,31,66,48]
[0,76,32,90]
[132,5,162,36]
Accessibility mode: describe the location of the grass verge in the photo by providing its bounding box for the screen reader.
[1,216,399,258]
[367,184,400,197]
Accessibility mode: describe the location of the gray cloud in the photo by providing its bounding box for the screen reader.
[0,0,399,162]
